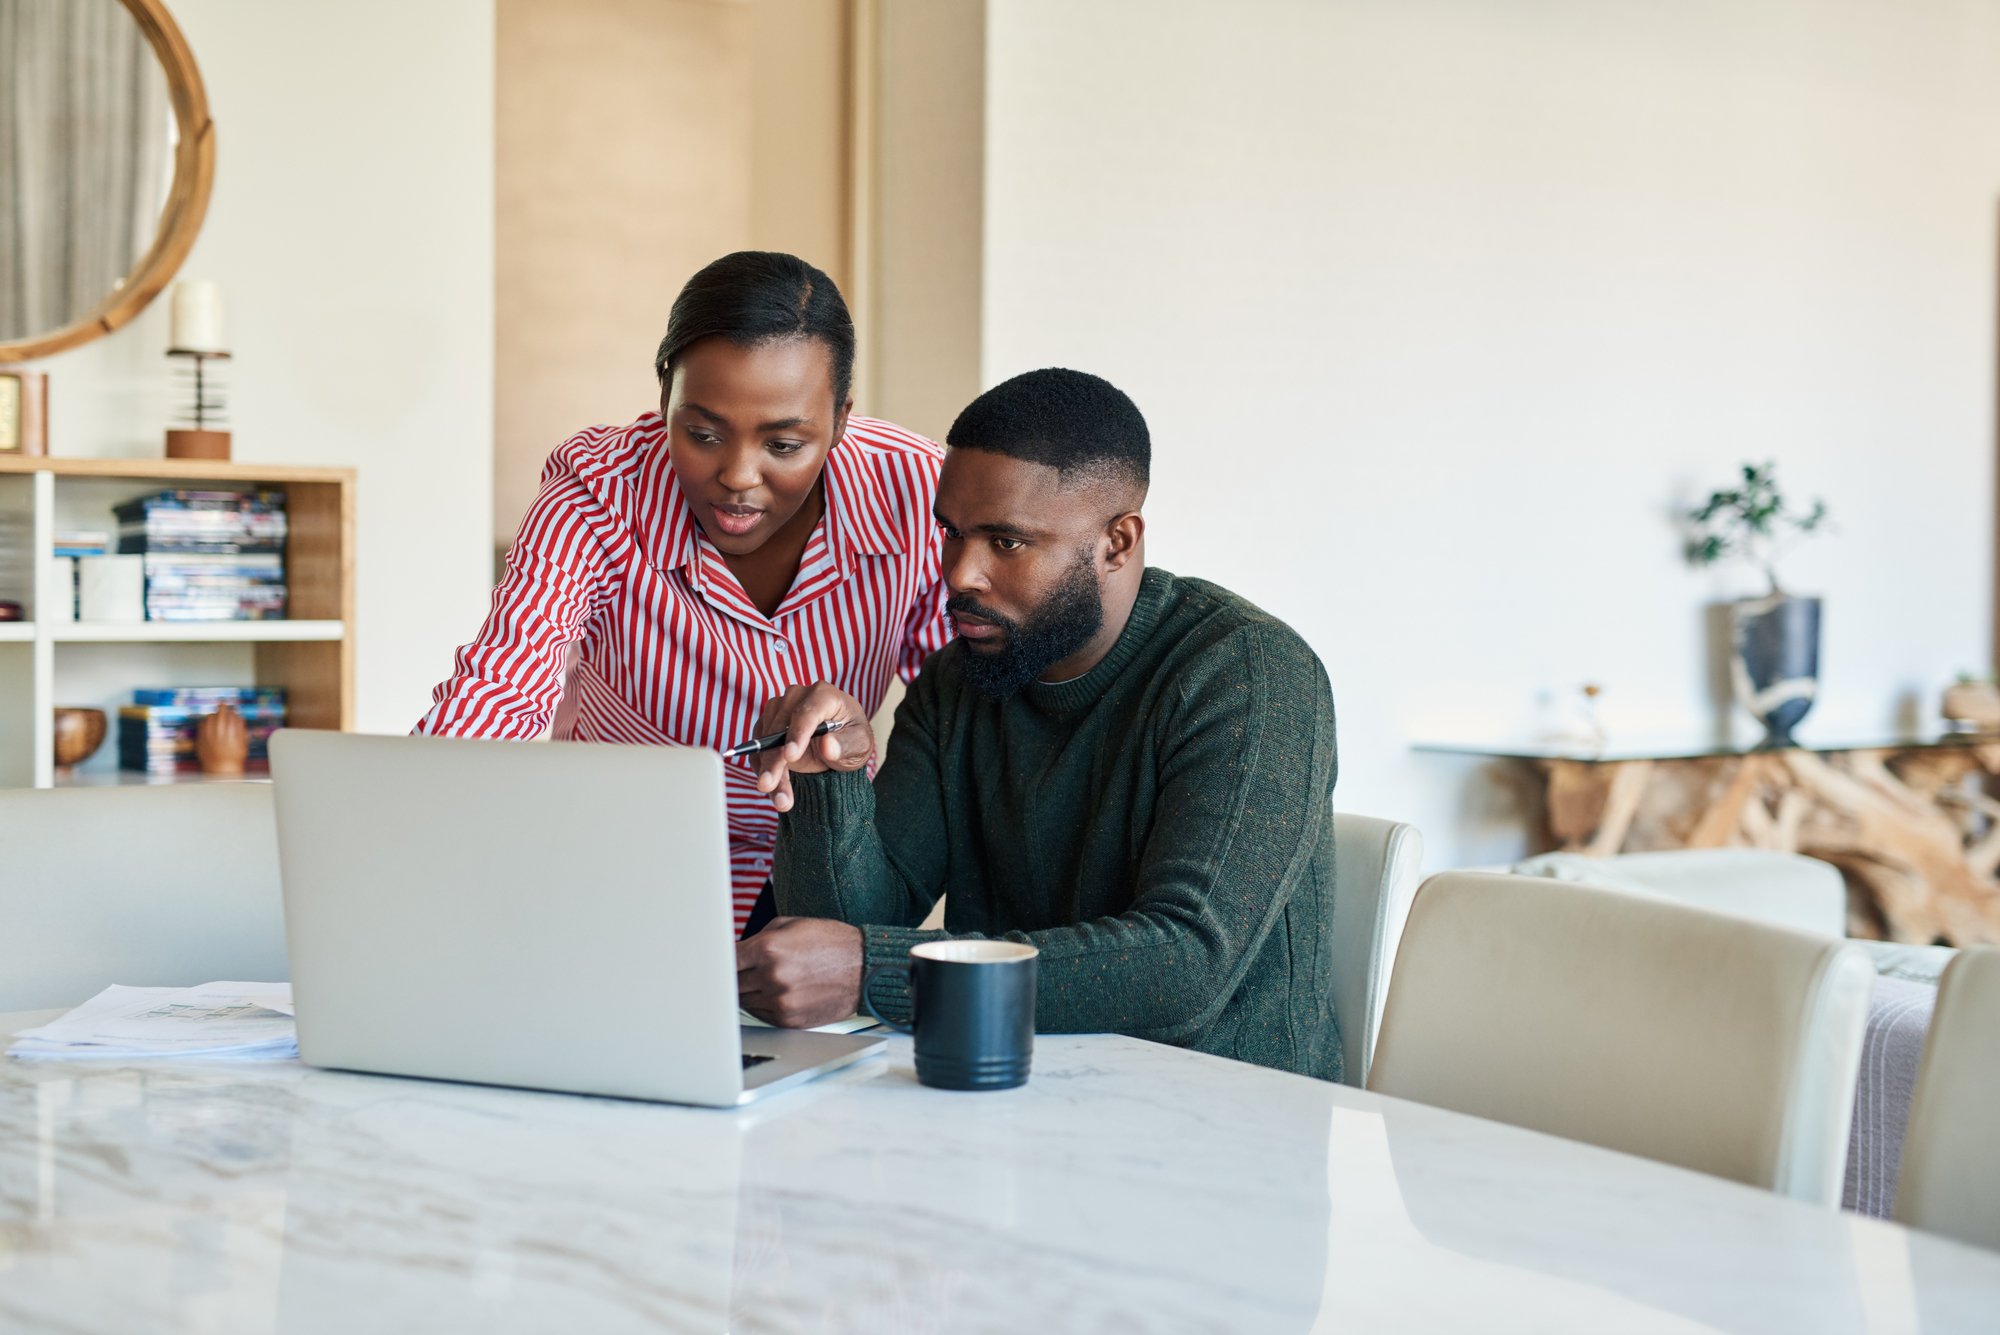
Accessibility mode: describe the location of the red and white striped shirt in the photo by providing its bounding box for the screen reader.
[416,413,950,931]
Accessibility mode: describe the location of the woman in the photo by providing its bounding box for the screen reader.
[417,252,948,936]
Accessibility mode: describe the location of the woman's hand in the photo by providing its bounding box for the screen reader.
[751,682,875,811]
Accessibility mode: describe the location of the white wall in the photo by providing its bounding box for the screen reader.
[981,0,2000,869]
[27,0,495,735]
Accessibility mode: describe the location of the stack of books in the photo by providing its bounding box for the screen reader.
[52,529,112,620]
[114,490,288,621]
[54,529,111,558]
[0,513,28,611]
[118,686,287,777]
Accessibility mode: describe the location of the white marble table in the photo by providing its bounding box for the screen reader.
[4,1011,1999,1333]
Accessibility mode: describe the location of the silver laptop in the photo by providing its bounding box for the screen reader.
[268,730,883,1107]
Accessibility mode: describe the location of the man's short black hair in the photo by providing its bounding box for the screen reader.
[945,368,1150,489]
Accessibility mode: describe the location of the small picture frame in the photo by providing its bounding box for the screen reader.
[0,370,49,456]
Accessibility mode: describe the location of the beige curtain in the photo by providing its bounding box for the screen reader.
[0,0,171,342]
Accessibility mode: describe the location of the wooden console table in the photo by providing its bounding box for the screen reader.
[1419,736,2000,946]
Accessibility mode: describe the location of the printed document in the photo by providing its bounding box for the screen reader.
[7,982,296,1062]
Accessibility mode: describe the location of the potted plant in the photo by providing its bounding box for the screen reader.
[1684,463,1829,747]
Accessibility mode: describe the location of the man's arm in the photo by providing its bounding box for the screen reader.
[735,675,949,1027]
[768,669,951,928]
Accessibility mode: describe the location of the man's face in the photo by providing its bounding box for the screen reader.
[661,336,846,558]
[934,448,1111,698]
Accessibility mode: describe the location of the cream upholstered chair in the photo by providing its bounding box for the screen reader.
[0,784,288,1012]
[1367,871,1874,1205]
[1894,946,2000,1250]
[1508,849,1847,939]
[1330,812,1423,1088]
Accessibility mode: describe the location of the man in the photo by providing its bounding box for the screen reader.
[735,368,1341,1082]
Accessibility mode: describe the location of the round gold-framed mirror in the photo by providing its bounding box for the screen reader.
[0,0,215,362]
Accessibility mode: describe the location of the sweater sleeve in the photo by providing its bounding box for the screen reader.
[770,667,951,932]
[803,625,1338,1034]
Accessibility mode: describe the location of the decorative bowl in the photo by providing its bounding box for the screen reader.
[52,706,108,769]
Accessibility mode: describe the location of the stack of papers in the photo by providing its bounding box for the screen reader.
[739,1009,880,1036]
[8,982,297,1062]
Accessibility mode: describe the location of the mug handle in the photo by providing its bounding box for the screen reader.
[861,964,915,1036]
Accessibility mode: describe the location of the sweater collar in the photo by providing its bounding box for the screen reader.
[1022,568,1172,715]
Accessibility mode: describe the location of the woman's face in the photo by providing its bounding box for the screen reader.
[661,335,849,557]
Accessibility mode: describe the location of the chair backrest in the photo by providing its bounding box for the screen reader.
[1895,945,2000,1249]
[1329,812,1423,1087]
[1367,871,1874,1205]
[0,784,287,1012]
[1509,849,1848,939]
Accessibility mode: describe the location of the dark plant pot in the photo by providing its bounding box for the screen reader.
[1730,593,1820,748]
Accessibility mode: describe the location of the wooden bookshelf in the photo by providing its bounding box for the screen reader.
[0,457,355,787]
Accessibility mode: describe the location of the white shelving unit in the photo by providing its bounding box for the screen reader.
[0,457,355,788]
[48,620,346,643]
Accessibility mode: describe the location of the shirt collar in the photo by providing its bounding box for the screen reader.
[634,417,702,576]
[820,426,906,560]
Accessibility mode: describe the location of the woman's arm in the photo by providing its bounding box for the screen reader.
[414,469,614,738]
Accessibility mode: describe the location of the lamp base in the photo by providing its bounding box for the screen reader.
[166,429,231,460]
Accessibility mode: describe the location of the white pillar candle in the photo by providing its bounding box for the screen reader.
[169,280,226,352]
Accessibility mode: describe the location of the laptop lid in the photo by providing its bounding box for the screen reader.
[270,730,745,1106]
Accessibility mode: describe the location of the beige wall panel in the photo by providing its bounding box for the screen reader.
[496,0,754,543]
[868,0,984,441]
[496,0,853,545]
[749,0,852,294]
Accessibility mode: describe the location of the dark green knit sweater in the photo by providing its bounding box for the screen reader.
[773,567,1341,1082]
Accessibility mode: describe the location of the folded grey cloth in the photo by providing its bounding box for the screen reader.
[1843,975,1937,1218]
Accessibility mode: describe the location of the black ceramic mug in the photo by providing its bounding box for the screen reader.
[862,940,1038,1090]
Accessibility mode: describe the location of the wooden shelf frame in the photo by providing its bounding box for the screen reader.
[0,457,353,484]
[0,457,355,787]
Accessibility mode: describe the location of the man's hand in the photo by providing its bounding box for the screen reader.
[751,682,876,812]
[736,916,865,1028]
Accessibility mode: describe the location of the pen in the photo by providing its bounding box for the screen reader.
[722,718,848,759]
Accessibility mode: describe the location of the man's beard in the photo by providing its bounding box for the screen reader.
[950,551,1106,700]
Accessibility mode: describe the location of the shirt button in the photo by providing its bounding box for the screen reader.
[773,641,788,654]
